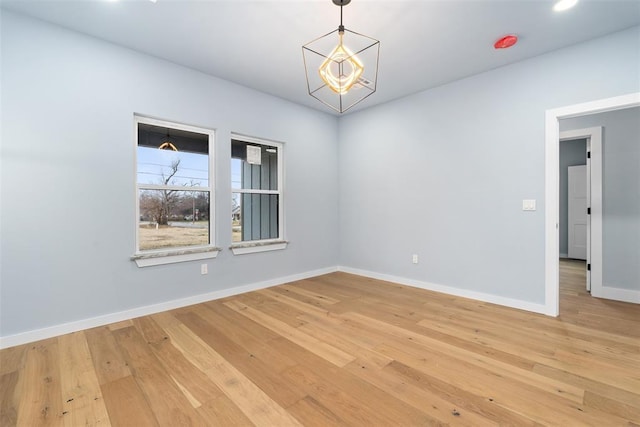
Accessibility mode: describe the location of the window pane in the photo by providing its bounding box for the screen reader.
[232,192,242,242]
[232,193,278,242]
[139,189,209,251]
[231,140,278,191]
[231,158,242,190]
[137,146,208,187]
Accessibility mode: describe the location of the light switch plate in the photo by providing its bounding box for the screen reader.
[522,199,536,211]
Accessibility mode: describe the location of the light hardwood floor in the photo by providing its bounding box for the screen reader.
[1,260,639,426]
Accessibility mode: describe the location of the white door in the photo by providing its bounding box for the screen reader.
[568,165,587,260]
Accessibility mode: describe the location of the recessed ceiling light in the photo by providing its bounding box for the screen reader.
[553,0,578,12]
[494,35,518,49]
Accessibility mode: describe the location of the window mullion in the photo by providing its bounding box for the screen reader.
[139,184,211,192]
[232,189,279,195]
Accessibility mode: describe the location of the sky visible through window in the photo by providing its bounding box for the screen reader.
[232,158,242,211]
[231,158,242,190]
[137,147,208,187]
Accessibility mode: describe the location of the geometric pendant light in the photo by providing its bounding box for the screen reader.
[302,0,380,113]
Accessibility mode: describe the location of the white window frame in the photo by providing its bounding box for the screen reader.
[230,133,287,255]
[132,115,219,267]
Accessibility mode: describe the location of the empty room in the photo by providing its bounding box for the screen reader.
[1,0,639,425]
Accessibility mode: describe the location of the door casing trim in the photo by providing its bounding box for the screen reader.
[545,92,640,315]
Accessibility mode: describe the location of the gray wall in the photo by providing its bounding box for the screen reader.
[559,139,587,257]
[1,10,639,340]
[338,26,640,305]
[0,11,339,337]
[560,108,640,291]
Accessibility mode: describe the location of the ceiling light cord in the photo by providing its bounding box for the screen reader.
[336,0,349,33]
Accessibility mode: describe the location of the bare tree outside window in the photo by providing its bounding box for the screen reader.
[140,159,181,226]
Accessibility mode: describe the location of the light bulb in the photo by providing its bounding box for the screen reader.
[318,33,364,94]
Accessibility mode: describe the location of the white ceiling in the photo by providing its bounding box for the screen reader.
[2,0,639,115]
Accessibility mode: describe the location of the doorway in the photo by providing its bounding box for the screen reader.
[558,128,600,294]
[567,164,587,260]
[544,92,640,316]
[559,138,588,264]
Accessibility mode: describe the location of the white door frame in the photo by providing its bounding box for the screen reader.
[544,92,640,316]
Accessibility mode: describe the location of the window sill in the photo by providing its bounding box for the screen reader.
[230,240,288,255]
[132,247,221,267]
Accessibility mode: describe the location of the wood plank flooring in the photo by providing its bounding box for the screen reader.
[1,259,639,426]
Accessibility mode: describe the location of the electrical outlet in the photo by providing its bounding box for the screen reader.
[412,254,419,264]
[200,263,208,275]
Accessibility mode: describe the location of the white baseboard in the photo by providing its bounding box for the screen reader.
[593,285,640,304]
[1,264,568,349]
[0,266,337,349]
[337,266,549,315]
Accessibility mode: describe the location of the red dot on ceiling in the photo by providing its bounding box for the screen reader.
[494,35,518,49]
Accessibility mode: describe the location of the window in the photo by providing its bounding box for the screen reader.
[132,116,218,266]
[231,135,286,254]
